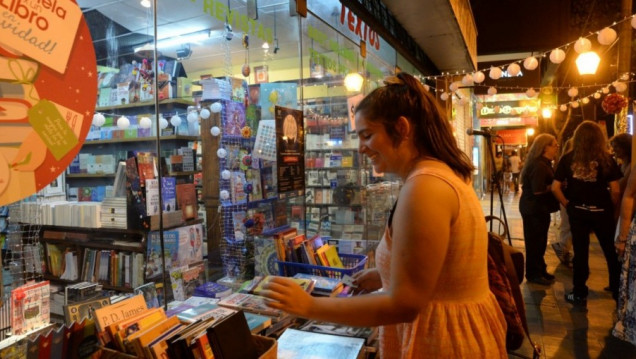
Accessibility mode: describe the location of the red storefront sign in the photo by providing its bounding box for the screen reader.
[495,129,528,145]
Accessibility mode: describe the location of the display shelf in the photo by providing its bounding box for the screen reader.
[96,98,194,111]
[305,166,359,171]
[305,148,359,152]
[305,203,363,207]
[41,274,135,293]
[83,135,200,145]
[66,173,116,178]
[167,170,200,177]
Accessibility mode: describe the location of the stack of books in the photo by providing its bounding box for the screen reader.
[100,196,127,229]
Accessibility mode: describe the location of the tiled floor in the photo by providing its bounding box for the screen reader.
[480,191,636,358]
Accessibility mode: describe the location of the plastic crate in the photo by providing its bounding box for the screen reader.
[276,253,367,278]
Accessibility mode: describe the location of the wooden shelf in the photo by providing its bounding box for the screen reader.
[83,135,199,145]
[168,170,200,176]
[96,98,194,111]
[42,274,134,293]
[66,173,116,178]
[306,166,358,170]
[306,148,359,152]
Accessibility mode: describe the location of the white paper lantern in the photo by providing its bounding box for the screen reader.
[631,16,636,29]
[581,97,590,104]
[139,116,152,129]
[598,27,617,45]
[549,48,566,64]
[210,102,222,113]
[489,67,502,80]
[170,114,182,127]
[92,113,106,127]
[473,71,485,83]
[560,104,568,112]
[507,63,521,76]
[440,92,449,101]
[523,57,539,70]
[159,116,169,129]
[200,108,211,119]
[487,87,497,96]
[423,84,430,92]
[221,170,231,180]
[602,87,610,94]
[593,92,601,99]
[525,88,537,98]
[220,190,230,200]
[210,126,221,136]
[567,87,579,98]
[571,101,580,108]
[217,148,227,158]
[117,116,130,129]
[574,37,592,54]
[187,112,199,123]
[461,74,473,86]
[449,82,460,92]
[614,81,628,93]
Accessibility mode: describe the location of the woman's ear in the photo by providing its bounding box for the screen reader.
[395,116,411,141]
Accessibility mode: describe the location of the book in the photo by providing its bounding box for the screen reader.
[93,294,147,342]
[206,309,259,359]
[218,292,284,319]
[193,281,232,299]
[169,262,206,301]
[161,177,177,212]
[134,282,160,309]
[248,275,315,296]
[230,171,248,204]
[315,244,344,268]
[177,303,236,324]
[244,311,272,334]
[125,315,181,357]
[145,179,160,216]
[136,152,156,184]
[223,100,246,136]
[11,281,50,336]
[125,156,149,230]
[113,307,167,352]
[63,296,111,325]
[176,183,197,220]
[276,328,365,359]
[297,319,375,344]
[231,210,247,241]
[293,273,344,296]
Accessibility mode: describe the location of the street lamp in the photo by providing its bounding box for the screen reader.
[576,51,601,75]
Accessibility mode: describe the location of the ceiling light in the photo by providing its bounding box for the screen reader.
[140,0,151,8]
[344,73,364,92]
[541,108,553,119]
[576,51,600,75]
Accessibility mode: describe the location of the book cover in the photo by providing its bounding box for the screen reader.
[145,179,160,216]
[175,223,204,264]
[125,157,149,230]
[136,152,156,184]
[277,328,365,359]
[63,296,111,325]
[147,323,186,359]
[161,177,177,212]
[10,281,50,336]
[250,276,315,296]
[146,230,179,279]
[316,244,344,268]
[223,101,246,136]
[217,293,283,318]
[176,183,197,221]
[126,316,181,357]
[231,210,247,241]
[230,171,248,204]
[244,311,272,334]
[93,294,147,334]
[206,310,259,359]
[194,281,232,299]
[246,168,263,201]
[293,273,343,295]
[253,236,279,277]
[177,303,236,324]
[134,282,160,309]
[297,320,374,343]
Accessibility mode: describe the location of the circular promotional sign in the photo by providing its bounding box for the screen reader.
[0,1,97,205]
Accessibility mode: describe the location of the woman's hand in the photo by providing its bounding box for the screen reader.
[616,241,626,257]
[351,268,382,295]
[261,277,315,318]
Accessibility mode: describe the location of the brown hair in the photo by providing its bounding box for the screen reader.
[571,120,614,176]
[355,72,474,180]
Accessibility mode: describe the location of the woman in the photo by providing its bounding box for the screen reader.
[613,145,636,345]
[551,121,622,305]
[262,73,507,358]
[609,133,632,197]
[519,134,560,285]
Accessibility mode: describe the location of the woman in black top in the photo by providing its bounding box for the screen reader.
[552,121,622,305]
[519,134,560,285]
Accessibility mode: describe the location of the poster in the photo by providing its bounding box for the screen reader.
[275,106,304,197]
[0,1,97,205]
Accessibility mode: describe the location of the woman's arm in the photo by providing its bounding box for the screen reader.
[262,175,455,327]
[551,180,568,207]
[616,166,636,255]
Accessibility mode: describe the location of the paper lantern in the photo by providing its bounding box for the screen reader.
[560,104,568,112]
[159,116,169,129]
[523,57,538,70]
[631,16,636,29]
[241,64,251,77]
[440,92,449,101]
[568,87,579,98]
[594,92,601,99]
[489,67,502,80]
[525,88,537,98]
[574,37,591,53]
[598,27,617,45]
[117,116,130,129]
[602,87,610,94]
[139,116,152,129]
[187,112,199,123]
[449,82,460,92]
[487,87,497,96]
[549,49,566,64]
[473,71,485,83]
[210,102,223,113]
[614,82,628,93]
[217,148,227,158]
[210,126,221,136]
[423,84,430,92]
[170,115,182,127]
[221,170,231,180]
[92,113,105,127]
[200,108,211,119]
[220,190,230,200]
[507,63,521,76]
[571,101,580,108]
[582,97,590,104]
[461,74,473,86]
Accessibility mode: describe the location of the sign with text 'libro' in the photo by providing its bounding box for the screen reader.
[0,0,82,74]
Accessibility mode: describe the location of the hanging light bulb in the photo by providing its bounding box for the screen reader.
[542,108,553,119]
[574,37,592,53]
[576,51,600,75]
[344,72,364,92]
[210,102,223,113]
[210,126,221,136]
[560,104,568,112]
[593,92,602,99]
[568,87,579,98]
[549,48,566,64]
[473,71,485,83]
[487,87,497,96]
[489,67,502,80]
[187,112,199,123]
[140,0,151,8]
[571,101,580,108]
[159,116,169,129]
[200,108,211,119]
[92,113,106,127]
[507,63,521,76]
[525,88,537,98]
[523,57,538,70]
[598,27,617,45]
[440,92,449,101]
[581,97,590,104]
[117,116,130,129]
[139,116,152,129]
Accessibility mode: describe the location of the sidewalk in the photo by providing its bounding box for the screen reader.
[480,191,636,358]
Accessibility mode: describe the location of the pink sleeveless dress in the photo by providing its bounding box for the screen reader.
[376,166,507,358]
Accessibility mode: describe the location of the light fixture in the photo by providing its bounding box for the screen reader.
[262,42,269,49]
[576,51,600,75]
[541,108,553,119]
[526,128,535,136]
[344,72,364,92]
[140,0,151,8]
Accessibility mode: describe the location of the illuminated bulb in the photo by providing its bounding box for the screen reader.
[200,108,211,119]
[449,82,460,92]
[542,108,553,119]
[574,37,592,53]
[487,87,497,96]
[117,116,130,129]
[560,104,568,112]
[344,72,364,92]
[525,88,537,98]
[549,48,566,64]
[568,87,579,98]
[598,27,617,45]
[473,71,485,83]
[139,116,152,129]
[92,113,105,127]
[523,57,538,70]
[461,74,473,86]
[140,0,151,8]
[571,101,580,108]
[594,92,601,99]
[210,126,221,136]
[210,102,223,113]
[526,128,535,136]
[489,67,502,80]
[440,92,449,101]
[602,87,610,94]
[423,84,430,91]
[614,81,628,92]
[582,97,590,104]
[576,51,600,75]
[507,63,521,76]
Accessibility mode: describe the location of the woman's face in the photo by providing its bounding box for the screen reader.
[543,140,559,160]
[355,113,402,174]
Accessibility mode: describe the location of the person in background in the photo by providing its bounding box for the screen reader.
[609,133,633,198]
[519,134,560,285]
[552,121,622,306]
[262,72,507,358]
[509,150,522,193]
[552,138,574,267]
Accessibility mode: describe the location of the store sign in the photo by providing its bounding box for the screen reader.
[0,0,82,73]
[0,1,97,205]
[480,117,538,127]
[340,4,380,51]
[495,129,528,145]
[275,106,305,198]
[479,100,539,119]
